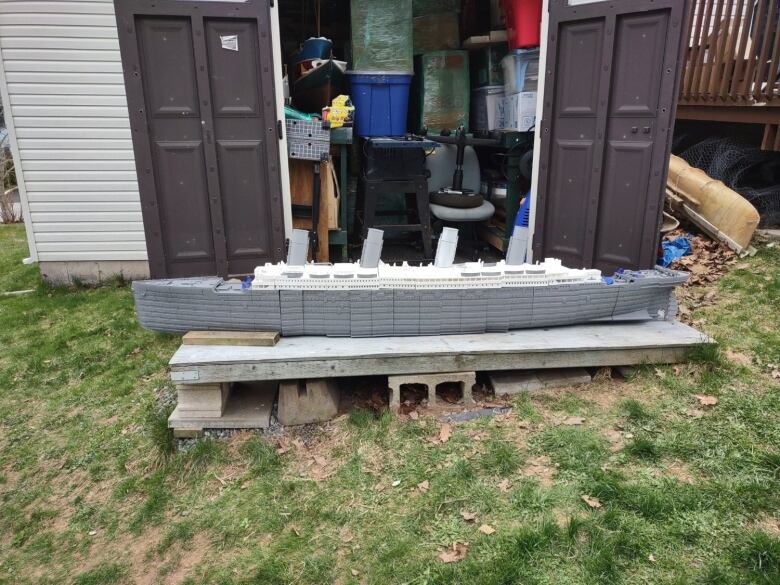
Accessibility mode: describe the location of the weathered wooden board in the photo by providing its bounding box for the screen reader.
[182,331,280,347]
[169,321,713,385]
[289,158,337,262]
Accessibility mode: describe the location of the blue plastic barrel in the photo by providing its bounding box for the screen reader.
[347,71,413,137]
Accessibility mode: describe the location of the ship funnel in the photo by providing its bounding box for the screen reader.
[505,225,528,266]
[360,228,384,269]
[287,229,310,266]
[434,227,459,268]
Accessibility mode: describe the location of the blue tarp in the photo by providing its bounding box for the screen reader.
[659,236,692,267]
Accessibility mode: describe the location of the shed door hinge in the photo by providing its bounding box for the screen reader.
[277,120,283,140]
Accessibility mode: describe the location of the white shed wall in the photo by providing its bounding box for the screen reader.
[0,0,145,262]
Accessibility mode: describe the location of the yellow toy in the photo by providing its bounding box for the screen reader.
[322,95,355,129]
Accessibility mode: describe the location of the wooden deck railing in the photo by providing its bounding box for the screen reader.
[680,0,780,105]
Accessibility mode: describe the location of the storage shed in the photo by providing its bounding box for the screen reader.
[0,0,689,283]
[0,0,291,283]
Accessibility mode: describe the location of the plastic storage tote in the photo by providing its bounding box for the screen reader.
[502,48,539,95]
[501,0,542,49]
[347,72,413,137]
[471,86,504,132]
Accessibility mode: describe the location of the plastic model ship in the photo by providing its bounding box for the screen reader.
[132,227,687,337]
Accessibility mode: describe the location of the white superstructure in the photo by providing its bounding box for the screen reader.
[252,258,603,291]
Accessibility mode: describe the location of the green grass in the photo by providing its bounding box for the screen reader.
[1,222,780,584]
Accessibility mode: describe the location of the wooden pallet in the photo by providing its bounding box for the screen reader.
[166,321,712,434]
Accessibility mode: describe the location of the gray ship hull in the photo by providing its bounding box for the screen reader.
[132,268,687,337]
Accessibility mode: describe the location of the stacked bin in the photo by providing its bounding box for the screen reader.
[410,50,470,134]
[349,0,414,136]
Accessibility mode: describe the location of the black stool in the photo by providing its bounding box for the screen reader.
[360,176,433,259]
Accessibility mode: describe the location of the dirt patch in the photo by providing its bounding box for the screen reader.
[163,531,210,584]
[80,526,165,585]
[580,378,658,411]
[521,455,557,486]
[657,460,695,484]
[602,428,631,453]
[755,514,780,536]
[725,349,754,368]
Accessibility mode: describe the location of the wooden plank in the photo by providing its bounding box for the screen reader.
[289,158,334,262]
[170,321,713,385]
[182,331,280,347]
[463,30,508,50]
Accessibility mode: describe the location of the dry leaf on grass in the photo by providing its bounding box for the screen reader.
[417,480,430,493]
[561,416,585,426]
[694,394,718,407]
[581,495,602,509]
[312,455,328,467]
[497,479,511,493]
[439,423,452,444]
[478,524,496,535]
[408,411,419,421]
[771,369,780,380]
[460,510,478,522]
[351,569,360,576]
[438,542,469,563]
[648,554,656,563]
[685,408,705,418]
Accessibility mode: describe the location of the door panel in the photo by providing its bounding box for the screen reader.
[216,140,272,260]
[534,0,689,273]
[138,16,216,276]
[154,140,215,265]
[137,18,200,117]
[610,12,668,117]
[203,17,279,274]
[204,19,261,116]
[557,21,603,116]
[115,0,285,279]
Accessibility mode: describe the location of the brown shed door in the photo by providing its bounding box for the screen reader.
[533,0,689,273]
[115,1,285,278]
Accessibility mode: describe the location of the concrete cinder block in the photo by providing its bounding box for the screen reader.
[278,379,340,426]
[488,368,592,395]
[177,383,231,418]
[387,371,476,412]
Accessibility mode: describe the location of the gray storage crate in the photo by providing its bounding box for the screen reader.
[286,119,330,161]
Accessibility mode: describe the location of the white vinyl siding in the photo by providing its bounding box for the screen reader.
[0,0,145,262]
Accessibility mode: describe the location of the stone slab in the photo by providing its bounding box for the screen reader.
[176,383,230,417]
[489,368,592,395]
[278,379,340,426]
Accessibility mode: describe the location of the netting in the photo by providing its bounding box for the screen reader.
[680,137,780,227]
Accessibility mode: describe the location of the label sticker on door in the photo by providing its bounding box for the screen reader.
[220,35,238,51]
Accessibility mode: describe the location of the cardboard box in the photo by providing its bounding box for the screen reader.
[496,91,537,132]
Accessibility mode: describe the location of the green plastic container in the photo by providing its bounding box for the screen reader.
[410,51,470,134]
[351,0,413,72]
